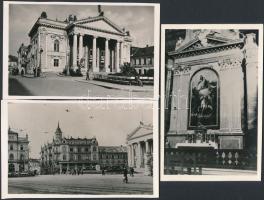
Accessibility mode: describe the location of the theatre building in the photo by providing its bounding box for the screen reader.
[164,29,259,173]
[24,8,132,74]
[8,128,30,173]
[127,122,153,175]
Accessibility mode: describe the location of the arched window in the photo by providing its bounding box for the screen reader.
[10,144,13,150]
[20,145,23,150]
[93,146,97,152]
[20,154,24,161]
[189,68,219,129]
[63,154,66,160]
[9,153,14,160]
[54,40,59,52]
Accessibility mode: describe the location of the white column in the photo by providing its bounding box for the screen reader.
[72,33,78,69]
[137,142,141,168]
[131,144,134,167]
[111,50,115,71]
[116,41,120,72]
[97,47,100,69]
[105,38,110,73]
[78,34,83,61]
[120,41,124,65]
[85,46,89,70]
[92,36,97,72]
[145,140,149,154]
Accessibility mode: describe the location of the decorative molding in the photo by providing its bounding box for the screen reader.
[50,34,65,41]
[173,65,191,75]
[218,58,242,71]
[169,41,244,59]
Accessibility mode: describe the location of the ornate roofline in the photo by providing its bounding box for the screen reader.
[67,23,126,37]
[28,19,66,37]
[168,40,244,59]
[127,123,153,141]
[74,15,125,35]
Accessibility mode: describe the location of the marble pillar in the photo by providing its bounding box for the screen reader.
[92,36,97,72]
[72,33,78,69]
[105,38,110,72]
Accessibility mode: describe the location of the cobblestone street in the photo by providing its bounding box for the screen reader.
[8,73,153,98]
[8,174,153,195]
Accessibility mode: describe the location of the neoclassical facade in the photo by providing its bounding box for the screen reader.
[165,29,258,170]
[127,122,153,175]
[8,128,30,173]
[25,10,132,74]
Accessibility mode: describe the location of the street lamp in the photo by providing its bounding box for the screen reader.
[38,48,43,77]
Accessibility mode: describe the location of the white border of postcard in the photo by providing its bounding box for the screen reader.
[2,1,160,100]
[1,99,159,198]
[160,24,263,181]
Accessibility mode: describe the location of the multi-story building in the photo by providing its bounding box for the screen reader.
[130,45,154,76]
[23,8,132,75]
[40,122,128,174]
[17,43,31,74]
[99,146,127,168]
[127,122,153,175]
[40,122,99,174]
[8,127,30,173]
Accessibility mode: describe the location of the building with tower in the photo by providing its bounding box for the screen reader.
[40,122,128,174]
[19,6,132,75]
[164,29,260,173]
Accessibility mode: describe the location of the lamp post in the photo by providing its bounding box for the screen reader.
[38,48,43,77]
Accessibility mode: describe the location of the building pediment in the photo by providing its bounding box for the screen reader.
[169,30,244,57]
[74,16,125,36]
[127,123,153,141]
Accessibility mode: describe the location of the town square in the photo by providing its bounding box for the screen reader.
[4,101,157,197]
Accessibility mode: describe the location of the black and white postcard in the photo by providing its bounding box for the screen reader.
[160,24,263,181]
[1,100,159,198]
[3,2,160,99]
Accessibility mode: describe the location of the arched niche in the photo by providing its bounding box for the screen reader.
[188,68,220,129]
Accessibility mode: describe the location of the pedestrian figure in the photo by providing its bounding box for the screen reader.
[86,69,90,80]
[136,75,143,87]
[130,167,134,177]
[102,168,105,175]
[123,167,128,183]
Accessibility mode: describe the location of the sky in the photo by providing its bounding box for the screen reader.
[8,102,153,159]
[8,4,154,56]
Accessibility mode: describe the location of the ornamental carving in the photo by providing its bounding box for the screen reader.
[218,58,242,71]
[173,65,191,75]
[50,34,65,41]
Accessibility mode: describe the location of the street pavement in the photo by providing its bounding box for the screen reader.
[8,174,153,195]
[8,73,153,98]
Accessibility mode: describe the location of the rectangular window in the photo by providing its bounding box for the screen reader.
[147,58,151,65]
[54,59,59,67]
[141,58,144,65]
